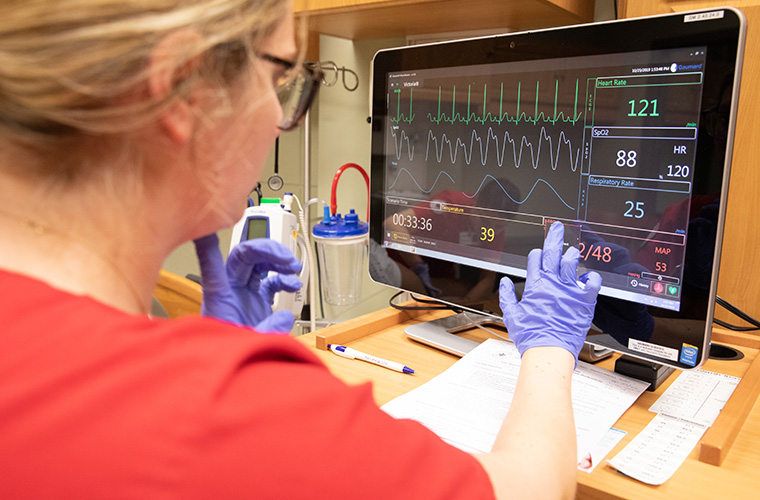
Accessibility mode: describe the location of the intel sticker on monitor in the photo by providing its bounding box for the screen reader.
[680,344,699,367]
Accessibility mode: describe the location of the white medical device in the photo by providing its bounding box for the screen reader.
[229,194,308,316]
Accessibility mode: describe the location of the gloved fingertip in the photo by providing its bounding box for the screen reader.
[288,275,304,291]
[587,271,603,292]
[259,274,303,305]
[542,223,564,272]
[284,259,304,274]
[498,276,518,311]
[560,246,581,283]
[231,238,302,275]
[546,221,564,246]
[269,274,303,292]
[579,271,603,294]
[499,276,514,290]
[564,245,580,259]
[526,248,542,278]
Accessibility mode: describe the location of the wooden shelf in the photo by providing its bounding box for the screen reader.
[295,0,596,40]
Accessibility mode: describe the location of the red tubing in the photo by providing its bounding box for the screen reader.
[330,163,369,220]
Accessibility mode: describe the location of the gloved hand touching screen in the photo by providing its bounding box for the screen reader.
[193,234,303,333]
[499,222,602,362]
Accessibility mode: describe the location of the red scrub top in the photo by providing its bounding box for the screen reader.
[0,270,495,499]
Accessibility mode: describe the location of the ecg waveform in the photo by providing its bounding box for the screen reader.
[389,126,582,171]
[392,88,415,124]
[387,168,576,210]
[390,79,583,126]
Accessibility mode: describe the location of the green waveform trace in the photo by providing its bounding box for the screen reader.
[391,88,415,124]
[424,80,583,126]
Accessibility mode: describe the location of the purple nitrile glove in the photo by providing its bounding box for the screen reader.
[499,221,602,363]
[193,234,303,334]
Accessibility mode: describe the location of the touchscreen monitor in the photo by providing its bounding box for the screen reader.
[368,8,746,369]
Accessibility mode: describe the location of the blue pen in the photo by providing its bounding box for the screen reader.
[328,344,415,374]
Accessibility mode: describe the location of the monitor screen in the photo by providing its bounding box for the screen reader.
[368,8,746,369]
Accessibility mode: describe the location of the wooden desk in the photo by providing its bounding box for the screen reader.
[296,307,760,499]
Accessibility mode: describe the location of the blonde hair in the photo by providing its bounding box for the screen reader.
[0,0,290,138]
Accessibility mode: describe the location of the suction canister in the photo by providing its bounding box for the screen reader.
[312,207,368,306]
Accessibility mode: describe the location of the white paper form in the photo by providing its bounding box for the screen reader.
[608,369,740,485]
[382,338,522,454]
[649,369,740,426]
[571,363,650,462]
[607,414,707,485]
[381,339,649,461]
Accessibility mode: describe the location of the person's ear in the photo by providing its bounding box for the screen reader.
[149,29,203,144]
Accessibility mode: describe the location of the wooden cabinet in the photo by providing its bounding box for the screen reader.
[294,0,595,40]
[622,1,760,324]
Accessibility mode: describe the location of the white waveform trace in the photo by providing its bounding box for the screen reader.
[389,125,581,171]
[389,128,414,161]
[428,126,580,171]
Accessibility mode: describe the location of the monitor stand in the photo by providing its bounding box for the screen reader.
[405,312,499,357]
[405,312,614,362]
[614,355,676,391]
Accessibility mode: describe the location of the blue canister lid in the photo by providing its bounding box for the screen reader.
[312,207,368,238]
